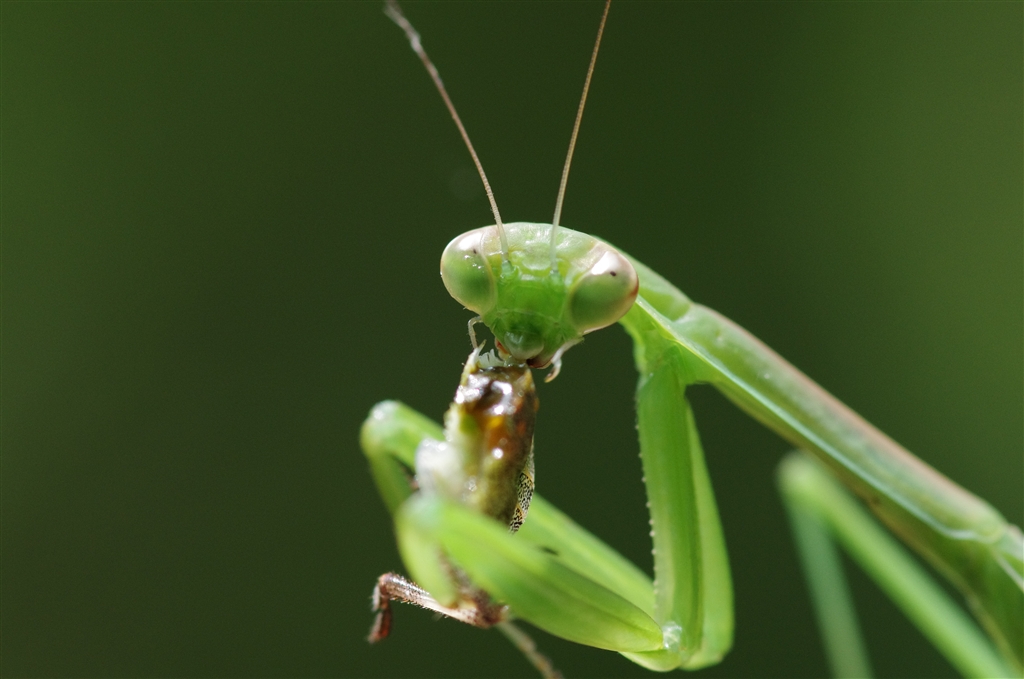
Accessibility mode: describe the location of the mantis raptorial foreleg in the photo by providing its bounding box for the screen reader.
[360,392,664,661]
[362,380,662,651]
[362,338,734,671]
[622,309,732,669]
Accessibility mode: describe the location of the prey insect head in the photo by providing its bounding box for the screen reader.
[442,222,638,379]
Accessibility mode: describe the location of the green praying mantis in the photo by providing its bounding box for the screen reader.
[361,3,1023,677]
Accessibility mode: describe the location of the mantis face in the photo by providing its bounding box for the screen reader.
[441,222,638,374]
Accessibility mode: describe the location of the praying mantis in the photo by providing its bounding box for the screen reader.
[362,3,1023,677]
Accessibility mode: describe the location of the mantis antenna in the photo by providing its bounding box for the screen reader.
[549,0,611,271]
[384,0,510,262]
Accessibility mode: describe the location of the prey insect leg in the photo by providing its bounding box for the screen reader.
[369,572,507,642]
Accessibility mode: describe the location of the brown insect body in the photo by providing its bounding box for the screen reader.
[447,355,537,532]
[369,350,539,643]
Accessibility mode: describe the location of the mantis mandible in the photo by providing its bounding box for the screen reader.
[362,3,1023,676]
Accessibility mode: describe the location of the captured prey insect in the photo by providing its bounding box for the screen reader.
[362,1,1023,677]
[364,346,564,677]
[366,345,537,639]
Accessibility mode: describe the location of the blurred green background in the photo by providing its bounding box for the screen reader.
[3,2,1020,677]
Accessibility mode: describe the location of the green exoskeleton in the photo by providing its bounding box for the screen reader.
[363,2,1023,677]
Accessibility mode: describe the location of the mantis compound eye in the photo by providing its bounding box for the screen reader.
[568,249,639,334]
[441,231,496,314]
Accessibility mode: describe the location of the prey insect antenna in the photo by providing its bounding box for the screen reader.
[549,0,611,271]
[385,0,510,261]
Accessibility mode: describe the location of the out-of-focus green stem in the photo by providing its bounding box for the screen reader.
[778,453,1016,679]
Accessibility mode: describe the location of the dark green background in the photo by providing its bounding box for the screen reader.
[4,2,1021,677]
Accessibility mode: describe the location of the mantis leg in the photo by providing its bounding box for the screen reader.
[396,493,664,652]
[361,333,735,671]
[361,400,441,514]
[360,400,470,616]
[778,453,1017,679]
[617,316,733,671]
[361,400,665,655]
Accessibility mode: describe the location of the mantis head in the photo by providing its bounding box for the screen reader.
[385,0,617,377]
[441,222,638,378]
